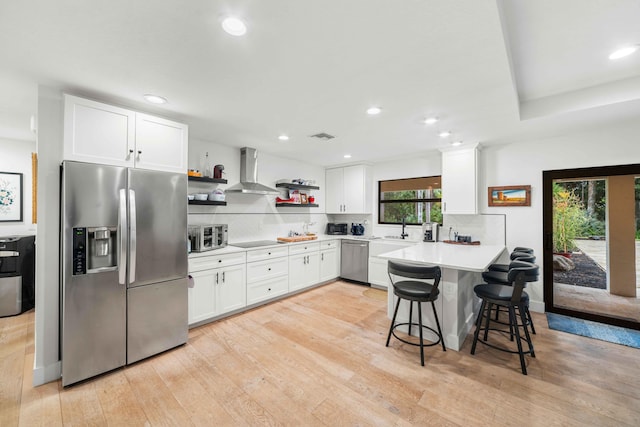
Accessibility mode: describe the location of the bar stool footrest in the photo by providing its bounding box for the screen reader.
[474,337,535,356]
[390,322,443,348]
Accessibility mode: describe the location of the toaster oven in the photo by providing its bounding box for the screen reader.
[188,224,228,252]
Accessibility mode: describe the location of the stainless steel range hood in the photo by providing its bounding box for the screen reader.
[225,147,280,195]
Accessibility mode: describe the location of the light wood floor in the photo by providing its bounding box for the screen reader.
[3,281,640,426]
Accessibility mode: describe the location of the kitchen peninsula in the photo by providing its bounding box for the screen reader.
[379,242,506,351]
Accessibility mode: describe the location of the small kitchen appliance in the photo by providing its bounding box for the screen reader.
[213,164,224,179]
[326,223,348,235]
[0,235,35,317]
[351,223,365,236]
[423,222,440,242]
[188,224,228,252]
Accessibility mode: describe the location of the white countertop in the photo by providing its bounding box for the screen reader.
[378,242,506,272]
[187,235,430,258]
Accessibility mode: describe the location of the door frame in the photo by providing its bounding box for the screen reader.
[543,163,640,330]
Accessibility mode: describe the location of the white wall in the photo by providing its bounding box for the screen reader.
[0,138,37,235]
[479,119,640,309]
[188,138,328,241]
[33,85,64,385]
[367,118,640,312]
[370,153,442,240]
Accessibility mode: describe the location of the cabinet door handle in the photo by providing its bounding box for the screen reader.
[222,271,225,283]
[321,253,324,261]
[216,272,219,284]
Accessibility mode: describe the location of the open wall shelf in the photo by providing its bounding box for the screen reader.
[275,203,319,208]
[188,200,227,206]
[275,183,320,191]
[188,176,227,184]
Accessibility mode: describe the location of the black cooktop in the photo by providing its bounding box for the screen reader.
[230,240,284,248]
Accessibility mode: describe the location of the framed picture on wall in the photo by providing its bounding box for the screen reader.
[488,185,531,207]
[0,171,23,222]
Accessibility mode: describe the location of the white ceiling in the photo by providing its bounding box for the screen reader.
[1,0,639,166]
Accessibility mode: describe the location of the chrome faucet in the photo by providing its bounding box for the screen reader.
[401,217,409,240]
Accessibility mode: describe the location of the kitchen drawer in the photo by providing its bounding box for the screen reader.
[320,240,338,250]
[246,245,288,263]
[247,276,289,305]
[288,241,320,255]
[246,257,289,283]
[188,251,246,272]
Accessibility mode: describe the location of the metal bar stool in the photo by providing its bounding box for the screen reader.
[386,260,446,366]
[471,270,536,375]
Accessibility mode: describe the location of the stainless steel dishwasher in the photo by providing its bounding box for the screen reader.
[340,239,369,284]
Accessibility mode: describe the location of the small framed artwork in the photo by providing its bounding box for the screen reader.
[300,193,308,204]
[488,185,531,207]
[0,171,23,222]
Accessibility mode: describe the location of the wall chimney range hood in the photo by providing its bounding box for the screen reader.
[225,147,280,195]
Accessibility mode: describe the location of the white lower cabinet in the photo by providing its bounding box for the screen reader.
[188,239,344,327]
[188,252,246,325]
[289,242,320,292]
[319,240,339,282]
[246,246,289,305]
[368,240,416,289]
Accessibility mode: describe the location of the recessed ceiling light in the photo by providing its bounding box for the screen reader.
[438,131,451,138]
[366,106,382,115]
[143,94,167,104]
[278,134,289,141]
[609,45,639,60]
[344,154,352,159]
[222,17,247,36]
[424,117,438,125]
[451,140,462,146]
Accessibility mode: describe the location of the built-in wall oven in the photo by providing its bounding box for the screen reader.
[340,239,369,284]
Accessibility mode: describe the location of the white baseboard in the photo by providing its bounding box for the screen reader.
[33,361,61,386]
[530,300,545,313]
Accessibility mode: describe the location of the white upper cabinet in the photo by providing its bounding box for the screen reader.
[325,165,372,214]
[441,145,478,215]
[134,113,188,173]
[63,94,188,174]
[64,95,136,167]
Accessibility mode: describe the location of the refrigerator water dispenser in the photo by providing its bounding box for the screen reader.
[73,227,118,274]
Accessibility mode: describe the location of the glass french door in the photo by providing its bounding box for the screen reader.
[543,164,640,330]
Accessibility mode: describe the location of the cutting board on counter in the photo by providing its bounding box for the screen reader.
[443,240,481,245]
[277,235,318,242]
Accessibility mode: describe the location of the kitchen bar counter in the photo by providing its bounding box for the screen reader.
[379,242,506,351]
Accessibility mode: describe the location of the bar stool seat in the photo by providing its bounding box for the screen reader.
[386,260,446,366]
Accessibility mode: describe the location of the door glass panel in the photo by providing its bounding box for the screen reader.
[552,176,640,323]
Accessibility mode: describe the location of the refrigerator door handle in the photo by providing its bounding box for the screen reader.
[118,189,127,285]
[129,189,137,284]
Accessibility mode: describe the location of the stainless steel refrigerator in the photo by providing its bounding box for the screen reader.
[61,161,188,387]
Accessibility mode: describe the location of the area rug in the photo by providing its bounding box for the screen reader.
[546,313,640,349]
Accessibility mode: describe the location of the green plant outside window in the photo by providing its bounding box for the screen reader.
[379,177,442,225]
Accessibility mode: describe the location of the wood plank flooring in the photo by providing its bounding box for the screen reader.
[3,281,640,426]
